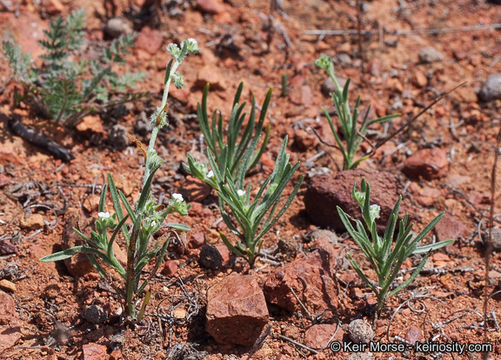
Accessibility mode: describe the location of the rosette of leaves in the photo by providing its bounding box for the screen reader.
[337,179,453,313]
[40,39,199,320]
[2,9,147,128]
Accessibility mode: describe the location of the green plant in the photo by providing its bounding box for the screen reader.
[337,179,453,313]
[2,9,147,128]
[315,55,399,169]
[40,38,199,320]
[187,136,302,267]
[197,82,271,178]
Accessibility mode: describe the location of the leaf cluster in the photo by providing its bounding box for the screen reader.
[315,55,399,169]
[337,179,453,312]
[2,9,147,128]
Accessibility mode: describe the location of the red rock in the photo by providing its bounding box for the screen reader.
[206,273,268,346]
[40,0,64,14]
[0,280,16,293]
[215,244,232,267]
[433,213,467,242]
[197,0,225,14]
[76,116,105,134]
[189,231,205,249]
[304,323,344,350]
[406,326,422,343]
[290,85,313,106]
[83,343,108,360]
[61,209,95,277]
[412,185,441,207]
[304,169,403,232]
[293,129,318,152]
[263,250,338,314]
[0,291,17,325]
[135,26,163,55]
[403,148,448,180]
[0,324,21,353]
[20,214,44,230]
[162,260,178,277]
[83,195,100,213]
[196,65,225,90]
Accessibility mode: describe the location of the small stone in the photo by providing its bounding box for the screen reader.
[196,65,225,90]
[20,214,44,230]
[406,326,422,343]
[173,306,187,319]
[0,239,17,255]
[135,26,163,55]
[478,73,501,102]
[290,85,313,107]
[434,213,467,242]
[197,0,225,14]
[348,319,375,343]
[0,280,16,293]
[206,273,269,346]
[83,305,107,324]
[337,52,352,66]
[402,148,448,180]
[83,195,100,213]
[76,116,105,134]
[162,260,178,277]
[108,124,128,151]
[83,343,108,360]
[40,0,64,14]
[199,244,223,270]
[215,244,232,267]
[0,290,17,325]
[104,17,133,39]
[412,70,428,88]
[418,47,444,63]
[490,227,501,251]
[188,231,205,249]
[293,129,318,152]
[304,324,344,350]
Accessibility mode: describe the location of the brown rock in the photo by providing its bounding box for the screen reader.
[304,323,344,350]
[40,0,64,14]
[83,195,100,213]
[304,169,402,232]
[0,280,16,293]
[263,250,338,313]
[162,260,178,277]
[20,214,44,230]
[0,325,21,353]
[0,290,17,325]
[406,326,422,343]
[197,0,225,14]
[290,85,313,106]
[433,213,467,242]
[63,208,95,277]
[0,239,16,255]
[293,129,318,152]
[83,343,108,360]
[403,148,448,180]
[76,116,105,134]
[135,26,163,55]
[206,273,269,346]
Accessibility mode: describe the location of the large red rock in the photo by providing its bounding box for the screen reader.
[304,169,402,232]
[263,248,338,314]
[206,273,268,346]
[0,290,17,325]
[402,148,448,180]
[0,291,21,353]
[135,26,163,55]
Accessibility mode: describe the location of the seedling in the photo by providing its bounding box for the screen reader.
[186,85,302,267]
[40,39,199,320]
[2,9,147,128]
[315,55,399,169]
[337,179,453,313]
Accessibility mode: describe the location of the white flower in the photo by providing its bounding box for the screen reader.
[207,170,214,178]
[98,212,111,219]
[172,193,184,202]
[237,189,245,197]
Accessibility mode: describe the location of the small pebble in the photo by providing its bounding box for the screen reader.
[83,304,107,324]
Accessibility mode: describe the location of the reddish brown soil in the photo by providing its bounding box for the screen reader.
[1,0,500,359]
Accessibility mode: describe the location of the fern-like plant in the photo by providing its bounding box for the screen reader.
[2,9,147,128]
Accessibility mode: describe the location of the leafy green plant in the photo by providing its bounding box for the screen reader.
[315,55,399,169]
[337,179,453,313]
[197,82,271,179]
[40,39,199,320]
[2,9,147,128]
[187,136,302,267]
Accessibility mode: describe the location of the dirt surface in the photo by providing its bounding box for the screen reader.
[1,0,501,359]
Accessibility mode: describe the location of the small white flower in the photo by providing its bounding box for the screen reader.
[98,212,111,219]
[237,189,245,197]
[207,170,214,178]
[172,193,184,202]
